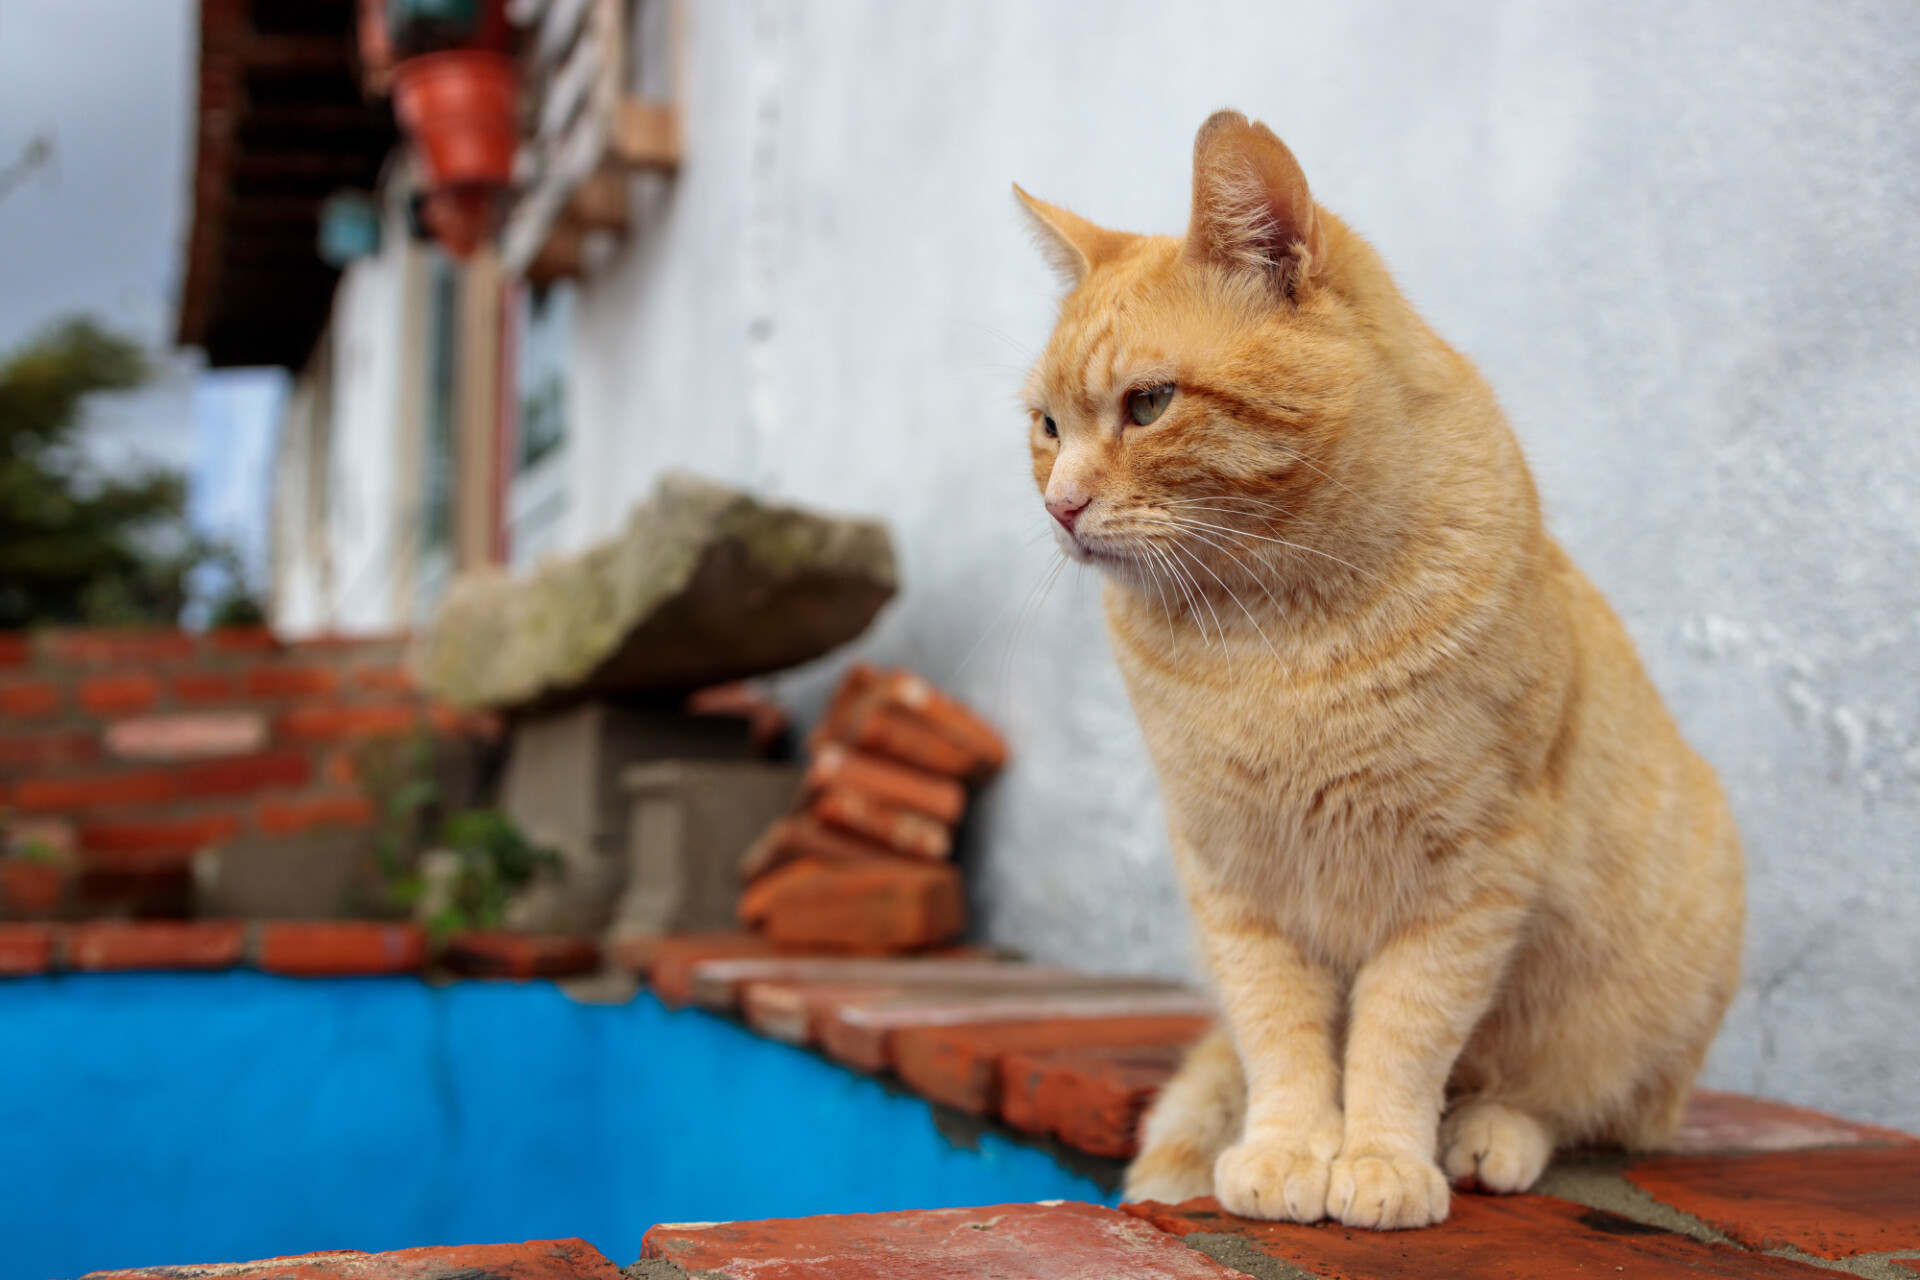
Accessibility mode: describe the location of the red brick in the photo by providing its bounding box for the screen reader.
[279,703,421,741]
[685,952,1030,1013]
[686,680,789,751]
[441,932,600,980]
[1672,1089,1919,1154]
[80,814,243,859]
[258,921,428,976]
[80,1238,621,1280]
[809,662,883,750]
[0,680,61,718]
[1626,1146,1920,1259]
[1894,1260,1920,1276]
[811,667,1007,779]
[13,769,177,811]
[245,665,339,698]
[78,673,161,715]
[848,704,981,778]
[741,856,964,952]
[171,671,237,703]
[0,922,56,975]
[105,711,267,760]
[1,858,69,918]
[206,625,280,653]
[322,749,358,785]
[738,814,905,882]
[820,987,1207,1076]
[257,794,375,835]
[744,981,924,1045]
[737,970,1167,1046]
[810,787,952,859]
[428,705,501,738]
[1124,1195,1835,1280]
[805,745,966,823]
[48,629,197,664]
[180,751,312,797]
[1002,1043,1185,1158]
[643,1201,1236,1280]
[66,920,245,971]
[883,1015,1212,1112]
[635,931,798,1006]
[878,669,1007,774]
[0,633,28,667]
[355,666,416,693]
[0,730,98,768]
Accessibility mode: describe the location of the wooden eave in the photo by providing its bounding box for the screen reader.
[175,0,396,369]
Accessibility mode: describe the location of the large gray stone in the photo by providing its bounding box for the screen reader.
[417,473,896,710]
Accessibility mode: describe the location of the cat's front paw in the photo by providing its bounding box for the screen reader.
[1441,1101,1553,1193]
[1328,1150,1450,1229]
[1213,1136,1335,1222]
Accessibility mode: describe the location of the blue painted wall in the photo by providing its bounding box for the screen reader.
[0,973,1110,1280]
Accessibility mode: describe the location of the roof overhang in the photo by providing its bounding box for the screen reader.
[176,0,396,369]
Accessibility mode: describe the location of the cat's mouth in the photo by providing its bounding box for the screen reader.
[1054,521,1151,577]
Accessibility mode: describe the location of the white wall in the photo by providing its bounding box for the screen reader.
[272,201,430,639]
[560,0,1920,1128]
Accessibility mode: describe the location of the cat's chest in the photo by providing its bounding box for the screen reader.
[1110,623,1461,949]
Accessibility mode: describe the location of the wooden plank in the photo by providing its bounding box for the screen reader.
[567,170,628,231]
[611,99,679,170]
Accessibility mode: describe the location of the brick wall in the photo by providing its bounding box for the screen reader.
[0,627,491,915]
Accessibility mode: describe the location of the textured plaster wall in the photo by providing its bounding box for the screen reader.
[565,1,1920,1128]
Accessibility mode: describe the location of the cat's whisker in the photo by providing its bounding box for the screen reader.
[1139,543,1183,652]
[1156,528,1286,664]
[949,542,1060,685]
[956,318,1040,363]
[1166,540,1235,688]
[1154,512,1383,585]
[1160,500,1298,524]
[992,550,1069,726]
[1154,543,1210,652]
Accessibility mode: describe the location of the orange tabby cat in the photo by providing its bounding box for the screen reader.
[1016,111,1744,1230]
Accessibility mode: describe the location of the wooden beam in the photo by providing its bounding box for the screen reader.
[611,99,679,171]
[526,221,583,285]
[239,32,355,72]
[453,249,502,573]
[567,170,627,232]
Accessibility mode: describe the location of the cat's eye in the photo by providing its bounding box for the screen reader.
[1127,384,1175,426]
[1042,414,1058,438]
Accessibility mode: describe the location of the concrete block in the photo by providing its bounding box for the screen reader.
[612,759,801,940]
[497,701,761,934]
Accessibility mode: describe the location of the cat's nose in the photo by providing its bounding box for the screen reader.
[1047,494,1089,532]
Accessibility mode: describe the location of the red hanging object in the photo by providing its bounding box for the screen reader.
[391,49,517,256]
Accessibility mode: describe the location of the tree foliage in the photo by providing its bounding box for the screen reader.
[0,319,215,627]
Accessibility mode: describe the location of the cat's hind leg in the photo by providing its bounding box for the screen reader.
[1124,1026,1244,1203]
[1440,1100,1554,1193]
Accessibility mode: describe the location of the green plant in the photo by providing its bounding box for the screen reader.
[10,837,61,865]
[405,809,562,939]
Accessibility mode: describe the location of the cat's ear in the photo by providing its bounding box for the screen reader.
[1185,110,1322,298]
[1014,184,1135,286]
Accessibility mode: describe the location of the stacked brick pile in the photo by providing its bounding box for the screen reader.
[0,627,492,920]
[735,665,1005,953]
[639,932,1215,1158]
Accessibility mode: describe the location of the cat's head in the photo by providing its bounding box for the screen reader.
[1019,111,1413,608]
